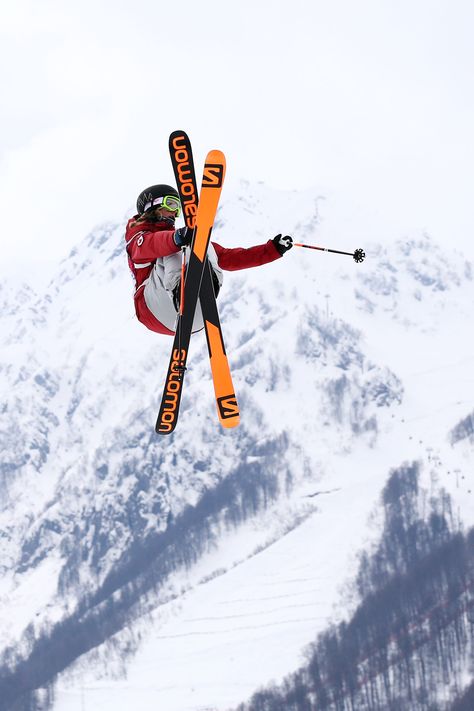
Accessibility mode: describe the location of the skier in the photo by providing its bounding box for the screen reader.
[125,184,294,335]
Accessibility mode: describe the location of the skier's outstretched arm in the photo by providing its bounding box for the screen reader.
[213,235,293,271]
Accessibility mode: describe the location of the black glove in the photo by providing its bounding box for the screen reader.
[174,227,193,247]
[272,234,293,256]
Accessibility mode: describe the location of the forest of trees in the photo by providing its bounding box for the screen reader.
[0,436,289,710]
[2,459,474,710]
[237,463,474,711]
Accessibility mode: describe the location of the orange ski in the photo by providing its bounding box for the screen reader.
[204,318,240,428]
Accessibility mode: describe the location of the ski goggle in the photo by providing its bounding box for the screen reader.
[144,195,181,216]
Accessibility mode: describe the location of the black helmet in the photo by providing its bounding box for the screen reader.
[136,184,179,215]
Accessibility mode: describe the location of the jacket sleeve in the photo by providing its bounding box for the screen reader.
[128,229,179,263]
[212,240,281,271]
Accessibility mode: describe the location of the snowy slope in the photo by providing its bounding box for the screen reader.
[1,182,473,710]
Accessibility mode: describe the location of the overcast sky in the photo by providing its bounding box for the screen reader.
[1,0,474,280]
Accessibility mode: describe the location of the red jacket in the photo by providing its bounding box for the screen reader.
[125,217,281,334]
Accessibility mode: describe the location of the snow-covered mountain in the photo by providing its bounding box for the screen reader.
[1,181,473,711]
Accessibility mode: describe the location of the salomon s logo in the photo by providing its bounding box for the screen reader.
[217,395,239,419]
[203,164,224,188]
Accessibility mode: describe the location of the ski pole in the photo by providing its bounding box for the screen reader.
[294,243,366,263]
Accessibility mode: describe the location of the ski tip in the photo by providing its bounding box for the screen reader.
[155,421,176,435]
[156,397,181,434]
[204,148,226,164]
[216,395,240,429]
[169,129,190,151]
[201,152,226,190]
[169,128,189,139]
[220,415,240,430]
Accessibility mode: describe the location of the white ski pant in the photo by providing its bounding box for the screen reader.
[143,244,223,334]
